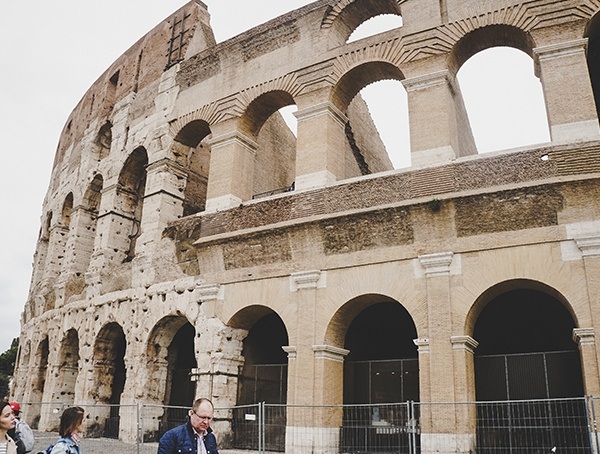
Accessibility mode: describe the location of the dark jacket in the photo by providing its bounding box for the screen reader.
[157,420,218,454]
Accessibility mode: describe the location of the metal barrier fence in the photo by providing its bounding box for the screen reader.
[17,398,600,453]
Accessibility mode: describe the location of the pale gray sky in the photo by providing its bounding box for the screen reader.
[0,1,550,354]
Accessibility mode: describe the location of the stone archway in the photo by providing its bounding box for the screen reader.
[89,322,126,438]
[471,281,588,452]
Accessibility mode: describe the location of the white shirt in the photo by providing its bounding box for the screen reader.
[193,428,207,454]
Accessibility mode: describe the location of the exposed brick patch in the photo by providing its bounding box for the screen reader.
[320,207,413,255]
[241,19,301,62]
[178,51,220,89]
[455,186,563,237]
[222,229,292,270]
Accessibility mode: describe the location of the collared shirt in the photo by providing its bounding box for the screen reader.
[193,428,207,454]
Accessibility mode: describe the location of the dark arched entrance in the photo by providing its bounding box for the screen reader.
[344,300,419,404]
[234,310,288,451]
[473,287,588,452]
[342,299,419,453]
[90,323,126,438]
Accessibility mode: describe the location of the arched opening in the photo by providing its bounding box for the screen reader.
[241,91,297,200]
[457,47,550,152]
[586,12,600,122]
[237,312,289,405]
[453,25,550,153]
[347,13,403,43]
[332,62,406,177]
[229,308,288,451]
[90,323,126,438]
[173,120,212,216]
[55,329,80,405]
[29,337,49,429]
[96,121,112,160]
[61,193,73,228]
[337,297,418,453]
[325,0,402,47]
[357,80,410,169]
[79,174,103,269]
[472,285,587,451]
[144,316,196,441]
[344,300,419,404]
[117,148,148,262]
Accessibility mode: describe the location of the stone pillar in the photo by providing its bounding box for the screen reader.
[574,235,600,394]
[192,296,245,440]
[285,270,337,453]
[56,206,98,305]
[130,158,187,286]
[402,71,476,167]
[40,224,69,312]
[137,158,186,245]
[534,39,600,143]
[43,225,69,283]
[87,183,137,272]
[205,126,257,212]
[294,102,348,190]
[418,252,469,452]
[450,335,479,452]
[573,328,600,396]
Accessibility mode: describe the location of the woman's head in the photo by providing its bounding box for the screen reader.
[59,406,85,438]
[0,401,15,434]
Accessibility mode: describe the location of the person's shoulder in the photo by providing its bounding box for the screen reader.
[161,423,188,439]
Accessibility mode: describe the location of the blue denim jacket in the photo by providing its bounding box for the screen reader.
[49,437,81,454]
[157,420,218,454]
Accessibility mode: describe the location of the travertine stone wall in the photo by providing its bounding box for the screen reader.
[13,0,600,451]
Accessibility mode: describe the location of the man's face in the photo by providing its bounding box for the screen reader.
[189,401,213,433]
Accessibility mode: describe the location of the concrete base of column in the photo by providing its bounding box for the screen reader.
[411,145,456,168]
[420,432,477,453]
[285,426,340,454]
[295,170,336,191]
[205,194,243,212]
[551,119,600,144]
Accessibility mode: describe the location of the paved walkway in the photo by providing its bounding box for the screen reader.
[31,431,158,454]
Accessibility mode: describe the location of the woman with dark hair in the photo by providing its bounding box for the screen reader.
[0,401,17,454]
[49,407,85,454]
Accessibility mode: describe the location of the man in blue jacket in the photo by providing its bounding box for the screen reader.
[158,398,218,454]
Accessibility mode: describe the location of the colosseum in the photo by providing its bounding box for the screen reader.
[12,0,600,452]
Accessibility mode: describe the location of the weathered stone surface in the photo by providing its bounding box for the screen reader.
[13,0,600,448]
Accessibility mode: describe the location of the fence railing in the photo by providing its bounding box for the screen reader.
[17,397,600,453]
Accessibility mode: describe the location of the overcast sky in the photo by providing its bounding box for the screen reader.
[0,1,550,354]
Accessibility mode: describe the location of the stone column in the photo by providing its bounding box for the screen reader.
[285,270,337,453]
[573,328,600,396]
[40,224,69,312]
[131,158,187,286]
[418,252,468,452]
[534,39,600,143]
[88,183,137,270]
[43,224,69,283]
[574,235,600,394]
[55,206,98,306]
[402,71,476,167]
[294,102,348,190]
[205,125,257,212]
[451,335,479,452]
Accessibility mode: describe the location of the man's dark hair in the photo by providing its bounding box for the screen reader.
[59,406,85,438]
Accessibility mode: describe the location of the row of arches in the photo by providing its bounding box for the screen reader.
[19,279,585,438]
[28,3,600,334]
[29,148,149,317]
